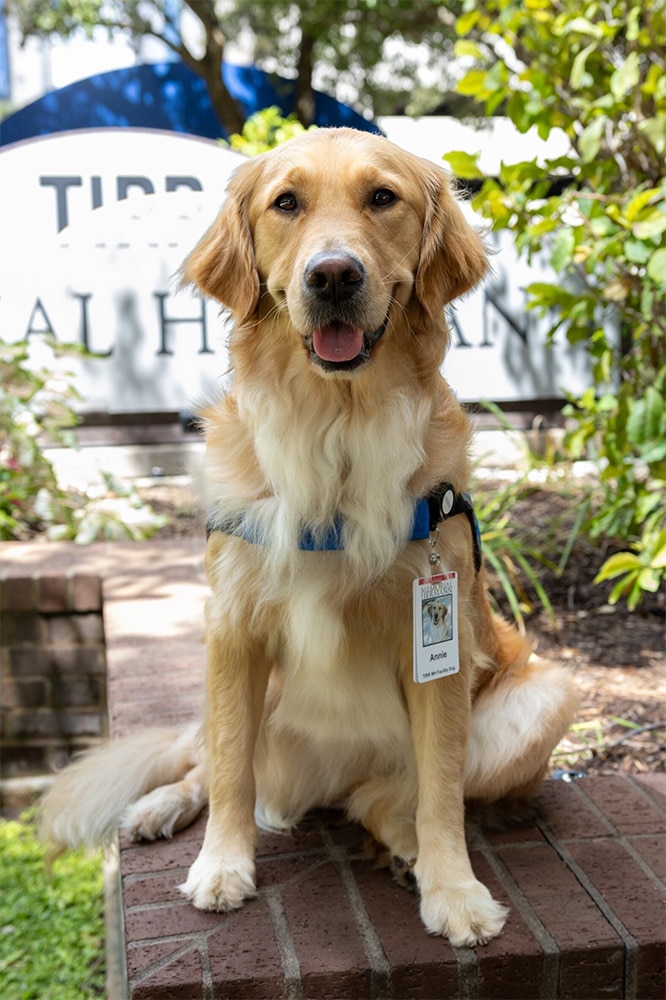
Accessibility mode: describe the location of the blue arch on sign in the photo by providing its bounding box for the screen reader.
[0,61,381,147]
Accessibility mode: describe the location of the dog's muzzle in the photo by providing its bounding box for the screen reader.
[301,251,388,371]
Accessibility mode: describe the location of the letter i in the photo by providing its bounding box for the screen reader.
[91,177,102,210]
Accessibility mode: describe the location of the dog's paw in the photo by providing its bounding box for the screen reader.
[122,786,188,841]
[179,852,256,912]
[419,879,507,947]
[390,855,417,891]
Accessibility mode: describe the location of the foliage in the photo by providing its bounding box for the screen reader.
[8,0,465,130]
[0,334,168,542]
[223,106,315,156]
[445,0,666,608]
[474,475,556,630]
[0,811,105,998]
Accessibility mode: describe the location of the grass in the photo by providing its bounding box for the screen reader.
[0,811,105,999]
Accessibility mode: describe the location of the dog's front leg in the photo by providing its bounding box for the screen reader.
[180,624,271,912]
[404,671,507,946]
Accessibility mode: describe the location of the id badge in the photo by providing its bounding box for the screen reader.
[413,572,460,683]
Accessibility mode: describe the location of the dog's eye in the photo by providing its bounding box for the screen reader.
[371,189,396,208]
[274,193,298,213]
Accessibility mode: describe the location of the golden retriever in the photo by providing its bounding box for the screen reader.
[40,127,577,947]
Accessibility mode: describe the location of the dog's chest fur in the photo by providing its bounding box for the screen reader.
[206,384,439,744]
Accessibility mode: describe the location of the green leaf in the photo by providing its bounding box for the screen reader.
[454,39,484,59]
[610,51,640,99]
[578,118,604,162]
[633,211,666,239]
[624,239,652,264]
[647,247,666,286]
[570,43,597,89]
[594,551,642,583]
[625,187,662,221]
[550,227,576,271]
[456,10,480,36]
[562,17,605,39]
[638,116,666,155]
[441,150,485,180]
[456,69,491,97]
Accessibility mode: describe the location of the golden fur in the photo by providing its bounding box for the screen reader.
[40,128,577,946]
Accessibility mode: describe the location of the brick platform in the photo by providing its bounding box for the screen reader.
[1,541,664,999]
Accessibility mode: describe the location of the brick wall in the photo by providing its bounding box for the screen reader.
[0,572,108,791]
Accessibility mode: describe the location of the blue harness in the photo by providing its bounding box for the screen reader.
[206,482,482,573]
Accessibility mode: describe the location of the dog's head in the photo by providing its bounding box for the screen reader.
[426,600,448,626]
[184,128,487,377]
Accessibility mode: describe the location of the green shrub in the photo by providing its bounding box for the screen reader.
[223,106,316,156]
[445,0,666,608]
[0,813,105,998]
[0,334,168,542]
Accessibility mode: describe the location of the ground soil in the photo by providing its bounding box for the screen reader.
[143,481,665,779]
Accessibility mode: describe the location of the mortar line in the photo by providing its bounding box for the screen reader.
[265,886,303,1000]
[320,826,392,999]
[473,829,560,999]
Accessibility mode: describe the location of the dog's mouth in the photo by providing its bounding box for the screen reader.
[304,317,389,373]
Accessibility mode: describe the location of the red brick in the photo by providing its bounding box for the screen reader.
[52,673,105,708]
[123,871,187,908]
[1,612,44,645]
[1,744,51,778]
[207,899,284,998]
[281,861,372,998]
[628,833,666,881]
[121,838,203,877]
[71,574,102,612]
[579,776,666,836]
[482,818,546,846]
[127,939,196,981]
[3,709,103,739]
[124,900,224,941]
[131,944,204,1000]
[38,576,70,613]
[256,821,324,858]
[632,773,666,811]
[7,648,51,676]
[46,613,104,645]
[472,852,547,1000]
[1,676,47,708]
[0,576,36,613]
[536,779,612,839]
[353,861,459,999]
[500,842,624,999]
[567,837,666,999]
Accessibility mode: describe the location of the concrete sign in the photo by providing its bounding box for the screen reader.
[1,127,593,414]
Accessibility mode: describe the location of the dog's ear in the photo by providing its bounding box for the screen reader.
[182,160,262,326]
[415,167,488,317]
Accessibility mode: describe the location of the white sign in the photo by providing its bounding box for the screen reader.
[1,128,594,413]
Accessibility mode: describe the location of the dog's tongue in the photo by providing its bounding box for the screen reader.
[312,323,364,362]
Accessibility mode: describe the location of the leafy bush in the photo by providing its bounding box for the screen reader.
[223,106,316,156]
[0,812,105,998]
[0,334,168,542]
[445,0,666,608]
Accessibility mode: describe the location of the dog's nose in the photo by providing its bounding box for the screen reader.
[304,253,364,304]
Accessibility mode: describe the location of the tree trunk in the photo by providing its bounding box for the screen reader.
[180,0,246,137]
[294,31,316,127]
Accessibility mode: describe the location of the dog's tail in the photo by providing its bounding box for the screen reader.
[39,723,200,855]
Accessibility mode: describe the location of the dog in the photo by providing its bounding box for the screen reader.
[424,598,450,645]
[40,127,577,947]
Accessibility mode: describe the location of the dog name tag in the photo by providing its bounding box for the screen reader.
[413,572,460,683]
